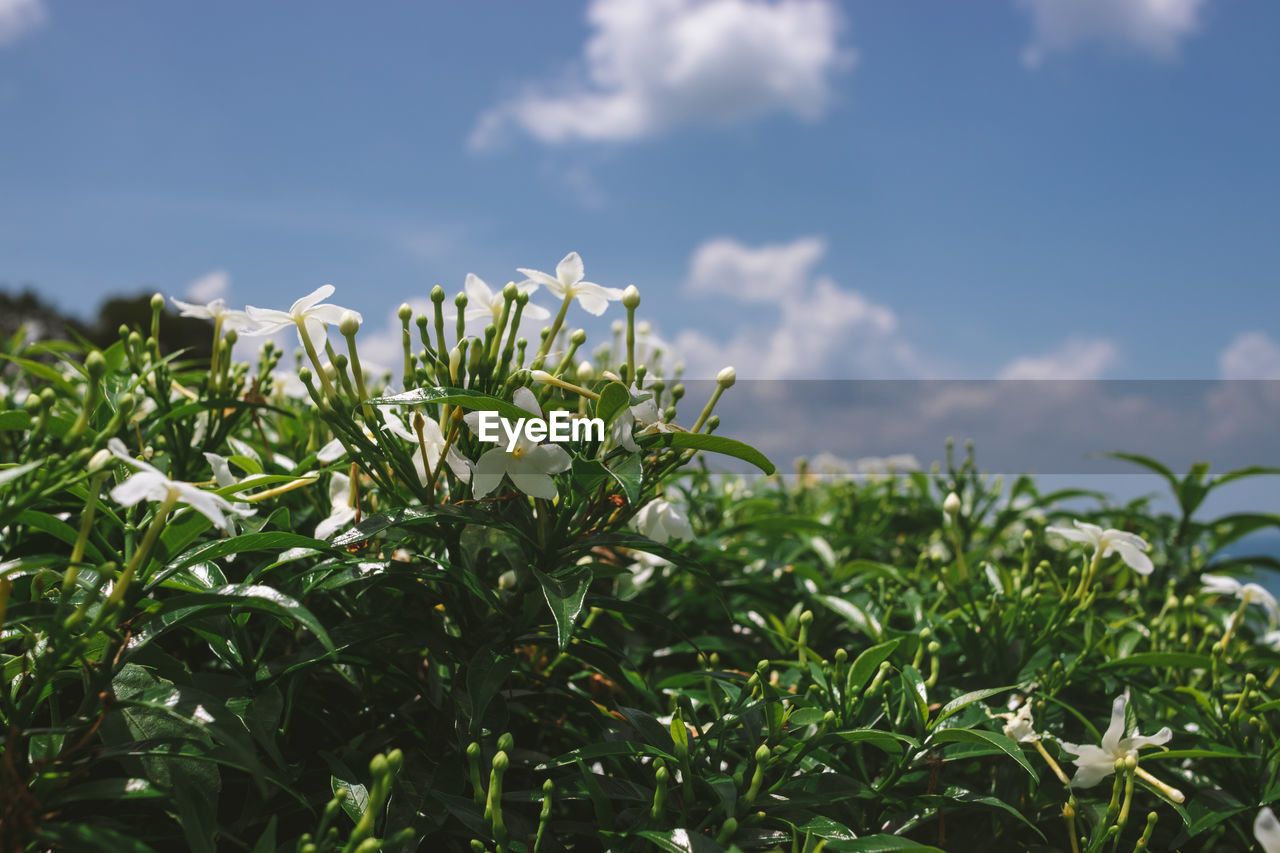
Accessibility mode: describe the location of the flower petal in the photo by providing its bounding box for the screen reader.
[1111,540,1153,575]
[110,471,168,507]
[1101,693,1128,753]
[555,251,584,286]
[471,448,509,497]
[513,387,542,418]
[170,297,212,319]
[527,443,571,474]
[1200,573,1242,596]
[1046,525,1094,545]
[1255,807,1280,853]
[1119,726,1171,752]
[289,284,335,316]
[516,268,564,296]
[465,273,495,308]
[317,438,347,464]
[508,469,557,499]
[306,303,353,326]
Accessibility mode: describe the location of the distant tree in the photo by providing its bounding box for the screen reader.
[0,286,215,364]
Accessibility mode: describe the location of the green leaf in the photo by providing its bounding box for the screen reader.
[826,836,944,852]
[1099,652,1212,670]
[828,728,921,755]
[135,584,334,654]
[930,686,1015,731]
[595,381,631,426]
[635,829,723,853]
[928,728,1037,780]
[371,385,532,422]
[531,564,592,649]
[846,639,901,695]
[156,532,330,586]
[815,594,883,642]
[637,430,775,475]
[900,665,929,730]
[607,452,643,505]
[0,410,32,431]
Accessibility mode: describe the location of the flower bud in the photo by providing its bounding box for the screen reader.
[397,303,413,323]
[716,366,736,388]
[570,328,587,346]
[497,732,514,753]
[502,281,518,301]
[339,310,361,337]
[576,361,595,382]
[943,492,962,518]
[622,285,640,309]
[530,369,552,384]
[431,285,445,303]
[150,293,165,312]
[492,750,509,772]
[85,351,107,380]
[88,448,114,473]
[454,292,468,309]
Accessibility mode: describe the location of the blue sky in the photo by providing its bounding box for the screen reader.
[2,0,1280,384]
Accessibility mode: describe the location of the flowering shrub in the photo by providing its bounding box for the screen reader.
[1,256,1278,851]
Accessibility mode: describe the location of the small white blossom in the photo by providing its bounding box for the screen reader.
[465,388,571,499]
[517,251,623,317]
[611,385,665,452]
[461,274,550,324]
[170,297,256,333]
[107,439,250,532]
[315,472,356,541]
[997,701,1039,744]
[1200,573,1280,624]
[1046,519,1153,575]
[245,284,361,350]
[378,407,472,485]
[1058,692,1172,789]
[632,499,694,544]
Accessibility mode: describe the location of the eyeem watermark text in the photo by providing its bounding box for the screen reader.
[476,411,604,451]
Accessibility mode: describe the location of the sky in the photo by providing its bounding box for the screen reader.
[3,0,1280,385]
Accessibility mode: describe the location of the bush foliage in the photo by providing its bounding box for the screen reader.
[1,265,1278,852]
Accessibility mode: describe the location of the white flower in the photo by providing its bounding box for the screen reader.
[998,701,1039,743]
[632,499,694,544]
[465,388,571,499]
[202,451,267,515]
[1262,630,1280,652]
[1046,520,1153,575]
[1200,573,1280,624]
[244,285,361,350]
[315,472,356,540]
[107,439,250,532]
[462,274,550,324]
[1256,808,1280,853]
[517,251,623,316]
[170,297,256,333]
[377,406,472,485]
[1058,692,1172,789]
[611,385,664,452]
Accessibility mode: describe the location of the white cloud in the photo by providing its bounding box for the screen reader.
[0,0,44,47]
[686,236,827,302]
[1219,331,1280,380]
[471,0,853,148]
[997,337,1119,379]
[1017,0,1209,67]
[185,269,230,303]
[672,236,917,379]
